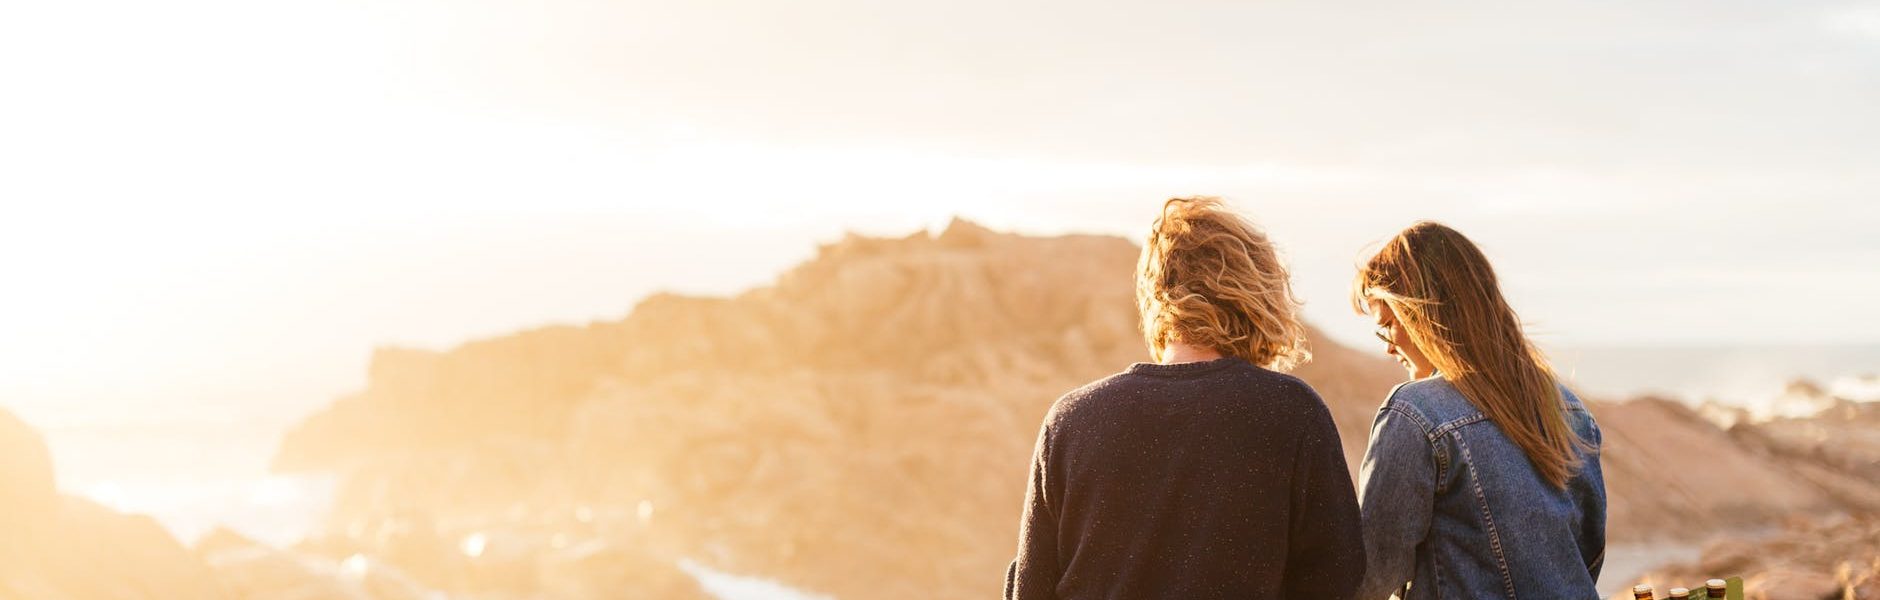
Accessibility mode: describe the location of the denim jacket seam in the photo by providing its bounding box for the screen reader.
[1453,432,1518,599]
[1428,415,1488,497]
[1381,396,1448,494]
[1383,402,1447,475]
[1383,403,1438,437]
[1429,414,1487,439]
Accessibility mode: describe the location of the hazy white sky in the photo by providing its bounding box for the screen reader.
[3,0,1878,417]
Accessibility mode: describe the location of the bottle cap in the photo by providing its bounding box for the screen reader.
[1706,579,1726,588]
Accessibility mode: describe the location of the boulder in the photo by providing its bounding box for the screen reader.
[0,408,56,539]
[1643,515,1880,600]
[0,408,224,599]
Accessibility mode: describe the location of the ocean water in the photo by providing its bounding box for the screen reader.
[6,343,1875,598]
[681,560,833,600]
[10,396,334,547]
[1550,343,1880,406]
[6,394,831,598]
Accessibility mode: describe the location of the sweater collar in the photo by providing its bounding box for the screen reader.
[1125,356,1244,377]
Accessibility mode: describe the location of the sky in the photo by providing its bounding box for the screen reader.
[3,0,1879,420]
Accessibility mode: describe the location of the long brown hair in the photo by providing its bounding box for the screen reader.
[1352,221,1586,488]
[1137,197,1309,371]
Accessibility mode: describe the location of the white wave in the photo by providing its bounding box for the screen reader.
[679,558,833,600]
[1828,374,1880,403]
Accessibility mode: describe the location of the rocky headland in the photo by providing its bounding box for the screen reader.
[5,220,1871,599]
[268,220,1880,599]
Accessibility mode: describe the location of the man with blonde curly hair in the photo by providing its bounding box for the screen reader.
[1005,197,1364,599]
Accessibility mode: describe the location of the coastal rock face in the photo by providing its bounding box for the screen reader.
[0,409,225,600]
[0,409,56,538]
[276,220,1160,598]
[1729,385,1880,510]
[275,220,1151,473]
[1593,397,1855,534]
[1582,384,1880,575]
[273,221,1880,598]
[1642,515,1880,600]
[1598,382,1880,597]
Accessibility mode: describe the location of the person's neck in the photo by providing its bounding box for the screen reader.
[1160,341,1223,365]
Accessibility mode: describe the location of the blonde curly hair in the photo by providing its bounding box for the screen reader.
[1136,197,1309,371]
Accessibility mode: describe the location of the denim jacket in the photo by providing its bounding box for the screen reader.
[1355,375,1606,600]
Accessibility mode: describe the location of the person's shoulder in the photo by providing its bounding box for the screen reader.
[1044,368,1139,423]
[1230,359,1312,388]
[1222,361,1333,418]
[1387,375,1455,402]
[1557,383,1590,412]
[1553,382,1603,443]
[1383,375,1477,426]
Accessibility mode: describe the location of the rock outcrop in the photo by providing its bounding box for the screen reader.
[1730,381,1880,499]
[272,220,1880,599]
[1641,515,1880,600]
[0,408,225,600]
[0,409,56,539]
[1593,397,1868,535]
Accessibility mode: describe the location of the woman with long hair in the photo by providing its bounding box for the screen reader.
[1352,222,1606,599]
[1005,197,1364,599]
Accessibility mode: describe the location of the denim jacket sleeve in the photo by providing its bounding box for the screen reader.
[1354,400,1439,600]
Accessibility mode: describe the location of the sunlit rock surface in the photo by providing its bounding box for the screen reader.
[0,409,224,599]
[0,409,56,539]
[1638,515,1880,600]
[272,221,1880,598]
[1730,379,1880,494]
[1595,397,1862,534]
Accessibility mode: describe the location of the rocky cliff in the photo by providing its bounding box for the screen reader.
[272,220,1880,599]
[0,408,226,599]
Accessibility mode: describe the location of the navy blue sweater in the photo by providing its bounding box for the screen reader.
[1006,357,1365,599]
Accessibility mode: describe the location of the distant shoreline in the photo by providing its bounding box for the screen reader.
[1549,343,1880,405]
